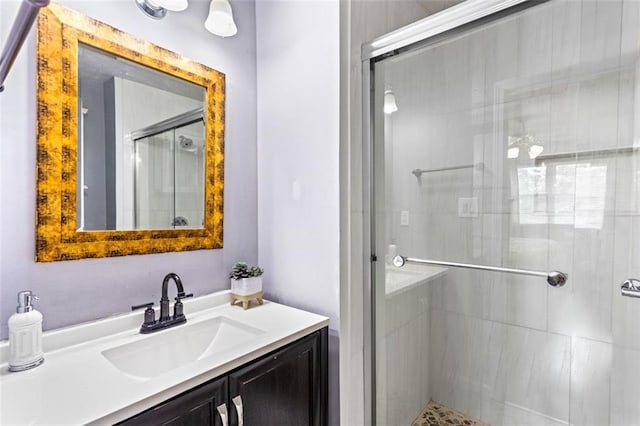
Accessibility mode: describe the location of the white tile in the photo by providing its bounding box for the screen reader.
[483,11,519,106]
[386,0,428,37]
[575,71,625,153]
[517,2,553,85]
[431,313,572,424]
[569,337,612,426]
[384,280,429,334]
[485,274,547,331]
[481,397,569,426]
[415,0,462,17]
[610,346,640,425]
[620,0,640,58]
[434,269,486,319]
[579,0,623,66]
[550,0,582,75]
[612,216,640,351]
[615,150,640,216]
[482,323,571,424]
[548,81,580,155]
[383,314,430,426]
[429,310,487,418]
[548,216,615,343]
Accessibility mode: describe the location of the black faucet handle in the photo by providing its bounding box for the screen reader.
[132,302,156,327]
[132,302,154,311]
[175,293,194,302]
[173,293,193,319]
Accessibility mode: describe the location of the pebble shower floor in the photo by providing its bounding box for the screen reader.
[412,401,489,426]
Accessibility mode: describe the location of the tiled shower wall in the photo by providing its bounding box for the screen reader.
[380,0,640,424]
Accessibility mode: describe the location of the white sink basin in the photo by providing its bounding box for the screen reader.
[102,317,264,379]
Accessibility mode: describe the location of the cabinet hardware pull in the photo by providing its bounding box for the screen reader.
[216,403,228,426]
[232,395,244,426]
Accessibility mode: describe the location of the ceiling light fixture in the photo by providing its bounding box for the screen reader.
[205,0,238,37]
[136,0,188,19]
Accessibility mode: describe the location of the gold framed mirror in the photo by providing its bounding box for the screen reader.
[35,3,225,262]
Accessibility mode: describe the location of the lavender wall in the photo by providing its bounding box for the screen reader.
[255,1,340,423]
[0,0,258,339]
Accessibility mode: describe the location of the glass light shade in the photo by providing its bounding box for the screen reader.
[148,0,188,11]
[507,147,520,159]
[528,144,544,159]
[205,0,238,37]
[383,90,398,114]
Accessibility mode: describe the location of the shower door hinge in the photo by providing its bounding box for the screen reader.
[371,254,377,262]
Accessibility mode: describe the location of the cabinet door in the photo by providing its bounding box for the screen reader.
[119,377,228,426]
[228,329,327,426]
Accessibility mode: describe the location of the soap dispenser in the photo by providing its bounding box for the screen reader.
[8,291,44,372]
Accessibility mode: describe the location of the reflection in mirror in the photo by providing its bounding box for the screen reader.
[77,43,206,231]
[133,111,205,229]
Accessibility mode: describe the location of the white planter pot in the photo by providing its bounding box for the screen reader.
[230,276,262,296]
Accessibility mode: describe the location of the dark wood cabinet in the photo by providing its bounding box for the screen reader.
[122,377,227,426]
[119,328,327,426]
[228,327,326,426]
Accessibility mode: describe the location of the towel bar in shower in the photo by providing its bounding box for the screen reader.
[411,163,484,177]
[392,255,568,287]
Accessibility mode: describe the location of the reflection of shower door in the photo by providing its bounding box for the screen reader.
[134,119,205,229]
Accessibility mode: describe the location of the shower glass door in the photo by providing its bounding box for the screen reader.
[370,1,640,425]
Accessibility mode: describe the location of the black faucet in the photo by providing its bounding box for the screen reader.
[132,273,194,334]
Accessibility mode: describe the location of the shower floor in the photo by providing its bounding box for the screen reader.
[411,401,489,426]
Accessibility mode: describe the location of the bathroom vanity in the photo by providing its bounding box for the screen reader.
[121,329,325,425]
[0,291,329,425]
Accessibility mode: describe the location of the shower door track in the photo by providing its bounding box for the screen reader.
[130,107,204,141]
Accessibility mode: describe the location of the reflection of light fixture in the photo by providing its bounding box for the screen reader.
[384,90,398,114]
[136,0,188,19]
[527,144,544,159]
[205,0,238,37]
[507,134,544,159]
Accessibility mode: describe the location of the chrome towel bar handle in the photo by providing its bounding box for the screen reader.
[392,255,568,287]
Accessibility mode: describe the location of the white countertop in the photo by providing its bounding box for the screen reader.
[0,291,329,425]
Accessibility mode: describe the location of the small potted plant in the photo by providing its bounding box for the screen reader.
[229,262,264,309]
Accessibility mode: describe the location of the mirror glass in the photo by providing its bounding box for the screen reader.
[77,43,206,231]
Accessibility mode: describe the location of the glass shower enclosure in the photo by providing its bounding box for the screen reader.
[133,110,205,229]
[366,0,640,424]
